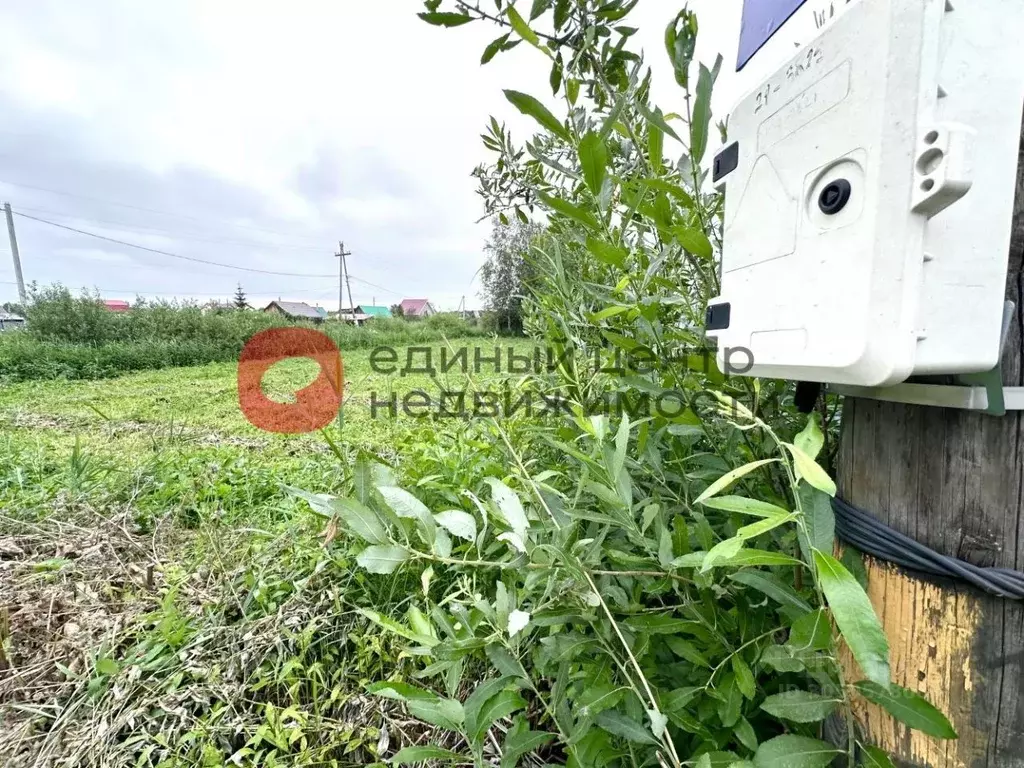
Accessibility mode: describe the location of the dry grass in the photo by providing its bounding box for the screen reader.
[0,505,174,765]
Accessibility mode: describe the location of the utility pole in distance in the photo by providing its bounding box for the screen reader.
[335,241,353,320]
[3,203,27,305]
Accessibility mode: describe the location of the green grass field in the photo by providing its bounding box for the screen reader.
[0,341,532,527]
[0,339,541,765]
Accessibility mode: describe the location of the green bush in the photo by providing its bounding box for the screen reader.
[0,286,488,382]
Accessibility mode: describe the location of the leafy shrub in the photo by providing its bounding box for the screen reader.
[273,3,955,767]
[0,286,487,382]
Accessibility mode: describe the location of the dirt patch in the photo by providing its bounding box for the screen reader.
[0,506,171,764]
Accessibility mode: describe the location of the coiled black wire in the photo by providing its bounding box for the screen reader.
[832,497,1024,600]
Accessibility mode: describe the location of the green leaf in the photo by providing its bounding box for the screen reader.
[702,536,744,572]
[648,121,664,173]
[636,101,681,142]
[484,477,529,539]
[842,546,870,590]
[550,57,563,95]
[665,636,710,668]
[673,226,714,260]
[788,608,832,652]
[586,236,628,267]
[596,710,660,745]
[795,414,824,460]
[700,495,790,519]
[625,615,698,635]
[503,89,569,142]
[501,720,555,768]
[753,735,843,768]
[537,190,600,230]
[407,698,465,732]
[378,486,432,521]
[799,484,835,558]
[408,605,434,641]
[95,657,119,676]
[366,681,439,702]
[418,11,473,27]
[785,444,836,496]
[486,645,530,680]
[759,690,841,723]
[390,746,463,765]
[356,545,410,575]
[729,570,813,614]
[717,672,743,727]
[659,527,674,567]
[734,717,759,752]
[466,678,525,742]
[589,305,630,322]
[647,708,669,740]
[579,131,609,196]
[814,551,890,687]
[662,686,702,714]
[566,78,580,105]
[665,10,697,89]
[854,681,958,739]
[737,513,798,541]
[291,488,389,544]
[335,496,390,544]
[359,609,437,647]
[482,33,511,64]
[507,6,542,47]
[760,645,806,673]
[640,178,695,209]
[529,0,552,19]
[435,510,477,541]
[695,459,778,504]
[732,656,756,699]
[674,549,802,570]
[691,63,714,162]
[860,746,897,768]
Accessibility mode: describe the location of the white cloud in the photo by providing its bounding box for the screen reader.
[0,0,743,311]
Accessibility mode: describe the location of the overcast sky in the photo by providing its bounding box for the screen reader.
[0,1,830,311]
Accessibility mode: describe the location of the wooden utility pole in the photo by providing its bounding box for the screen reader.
[837,128,1024,764]
[335,241,353,319]
[3,203,27,305]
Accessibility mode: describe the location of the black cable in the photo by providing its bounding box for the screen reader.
[832,497,1024,600]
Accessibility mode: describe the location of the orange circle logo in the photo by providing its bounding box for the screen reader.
[238,328,343,434]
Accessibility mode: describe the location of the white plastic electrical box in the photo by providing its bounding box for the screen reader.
[707,0,1024,387]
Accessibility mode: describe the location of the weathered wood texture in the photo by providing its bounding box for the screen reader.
[837,126,1024,766]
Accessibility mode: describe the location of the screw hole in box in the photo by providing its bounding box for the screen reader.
[917,148,944,175]
[921,179,936,192]
[924,130,940,145]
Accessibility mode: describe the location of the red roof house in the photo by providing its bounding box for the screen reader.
[399,298,436,318]
[103,300,131,313]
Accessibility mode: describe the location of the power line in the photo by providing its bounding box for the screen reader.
[346,273,406,298]
[13,211,336,278]
[12,204,326,253]
[0,279,334,297]
[0,280,333,296]
[0,178,327,243]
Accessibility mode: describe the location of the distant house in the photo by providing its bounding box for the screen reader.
[0,309,25,331]
[263,300,326,324]
[356,305,392,319]
[103,299,131,313]
[338,311,372,326]
[399,298,436,318]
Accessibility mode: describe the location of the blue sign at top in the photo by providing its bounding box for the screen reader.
[738,0,810,71]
